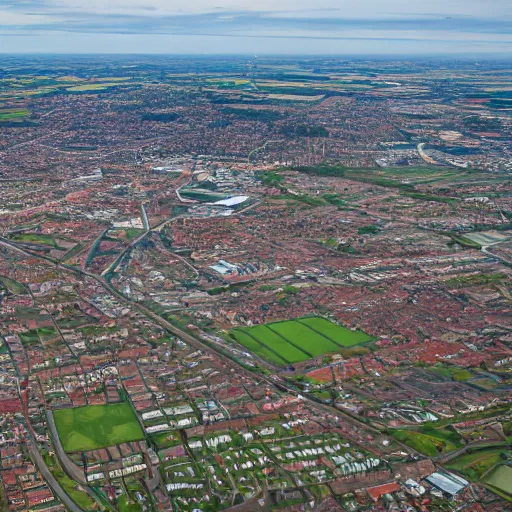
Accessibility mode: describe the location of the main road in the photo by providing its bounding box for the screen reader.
[1,236,425,478]
[0,237,385,437]
[25,437,84,512]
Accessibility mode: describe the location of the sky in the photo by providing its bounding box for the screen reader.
[0,0,511,55]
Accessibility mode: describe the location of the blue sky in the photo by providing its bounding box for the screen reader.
[0,0,511,55]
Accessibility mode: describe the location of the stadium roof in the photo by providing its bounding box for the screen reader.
[425,471,468,496]
[213,196,249,207]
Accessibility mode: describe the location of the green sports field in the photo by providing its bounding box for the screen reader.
[231,316,374,365]
[53,402,144,452]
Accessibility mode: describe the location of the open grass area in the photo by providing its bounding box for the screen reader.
[124,228,145,240]
[118,494,143,512]
[447,448,512,481]
[431,364,474,382]
[180,188,228,202]
[270,322,338,356]
[54,402,144,452]
[231,317,373,365]
[392,425,462,457]
[231,329,289,365]
[9,232,58,247]
[251,324,310,361]
[66,83,124,92]
[484,465,512,497]
[44,451,98,509]
[19,330,41,346]
[298,317,375,347]
[0,275,29,295]
[444,272,507,289]
[0,109,29,121]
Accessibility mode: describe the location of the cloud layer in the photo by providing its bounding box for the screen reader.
[0,0,511,54]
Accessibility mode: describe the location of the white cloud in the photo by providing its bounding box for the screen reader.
[0,9,62,25]
[0,0,510,53]
[26,0,512,18]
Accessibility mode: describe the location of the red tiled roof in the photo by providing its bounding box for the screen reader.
[367,482,400,501]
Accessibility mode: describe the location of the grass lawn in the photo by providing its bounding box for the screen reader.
[54,402,144,452]
[66,84,109,92]
[447,448,511,481]
[118,494,143,512]
[0,109,29,120]
[392,425,462,457]
[124,228,145,240]
[298,317,374,347]
[484,465,512,496]
[10,232,58,247]
[269,322,338,356]
[231,329,288,365]
[451,368,474,381]
[19,330,41,346]
[38,327,58,342]
[248,325,310,361]
[44,452,97,509]
[231,316,373,365]
[431,364,474,382]
[180,189,227,202]
[0,275,29,295]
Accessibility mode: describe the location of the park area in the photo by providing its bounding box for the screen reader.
[231,316,374,365]
[53,402,144,452]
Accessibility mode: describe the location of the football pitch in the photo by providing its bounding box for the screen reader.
[231,316,374,365]
[53,402,144,452]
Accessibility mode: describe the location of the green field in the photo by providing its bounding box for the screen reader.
[231,317,374,365]
[66,82,124,92]
[0,109,29,121]
[0,275,29,295]
[484,465,512,497]
[431,364,474,382]
[180,189,228,202]
[44,451,97,509]
[447,448,512,481]
[9,232,58,247]
[53,402,144,452]
[392,425,462,457]
[298,317,374,346]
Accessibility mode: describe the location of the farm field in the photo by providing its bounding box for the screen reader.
[53,402,144,452]
[231,317,373,365]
